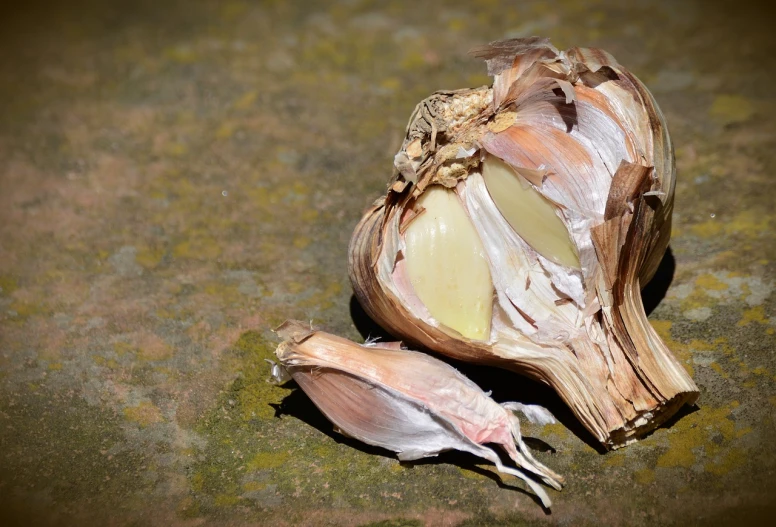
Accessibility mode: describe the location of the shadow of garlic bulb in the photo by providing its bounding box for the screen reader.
[348,37,699,449]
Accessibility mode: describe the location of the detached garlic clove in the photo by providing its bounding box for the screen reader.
[274,320,563,508]
[348,37,699,449]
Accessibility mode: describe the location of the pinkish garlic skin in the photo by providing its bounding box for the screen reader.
[274,322,563,508]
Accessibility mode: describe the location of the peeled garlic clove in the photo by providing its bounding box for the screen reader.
[274,320,563,508]
[481,154,579,268]
[403,186,493,340]
[348,37,699,449]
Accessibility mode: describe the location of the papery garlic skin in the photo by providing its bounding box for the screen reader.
[348,37,699,449]
[274,320,563,508]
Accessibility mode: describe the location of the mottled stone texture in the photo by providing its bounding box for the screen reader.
[0,0,774,525]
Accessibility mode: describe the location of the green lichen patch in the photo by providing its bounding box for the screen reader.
[123,400,165,427]
[654,402,752,475]
[0,275,17,296]
[228,330,288,421]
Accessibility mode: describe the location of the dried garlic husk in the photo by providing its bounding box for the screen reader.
[349,37,699,449]
[273,320,563,507]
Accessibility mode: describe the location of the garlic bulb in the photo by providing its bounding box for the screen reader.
[273,320,563,507]
[349,37,699,449]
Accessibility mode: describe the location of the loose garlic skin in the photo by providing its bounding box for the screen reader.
[403,187,493,341]
[349,37,699,449]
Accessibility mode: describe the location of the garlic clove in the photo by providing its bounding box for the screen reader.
[403,186,493,341]
[274,320,563,508]
[481,154,579,268]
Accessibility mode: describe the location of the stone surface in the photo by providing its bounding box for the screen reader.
[0,0,774,525]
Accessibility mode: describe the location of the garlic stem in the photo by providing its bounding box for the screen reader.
[482,155,580,269]
[403,187,493,340]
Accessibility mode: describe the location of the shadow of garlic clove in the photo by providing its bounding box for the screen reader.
[274,320,563,508]
[348,37,699,450]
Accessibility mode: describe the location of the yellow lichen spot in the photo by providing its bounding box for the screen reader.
[220,1,249,21]
[380,77,401,91]
[172,235,222,260]
[48,362,63,371]
[165,45,198,64]
[389,461,405,474]
[234,91,258,110]
[286,281,304,294]
[9,301,43,319]
[154,308,178,320]
[542,421,570,439]
[587,28,602,41]
[135,246,164,269]
[214,494,241,507]
[190,472,204,492]
[448,18,465,31]
[633,468,655,485]
[92,355,120,369]
[242,481,267,492]
[0,275,17,295]
[603,452,625,467]
[401,51,426,70]
[457,465,490,481]
[706,447,746,476]
[247,451,288,471]
[314,445,335,458]
[695,274,728,291]
[737,306,767,327]
[726,210,770,237]
[710,94,754,125]
[656,402,751,474]
[215,122,235,139]
[710,362,729,379]
[467,73,492,87]
[690,220,723,238]
[301,209,319,222]
[650,320,672,337]
[291,181,310,195]
[735,426,753,439]
[165,142,188,157]
[656,441,696,468]
[293,236,311,249]
[124,401,164,427]
[231,331,288,420]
